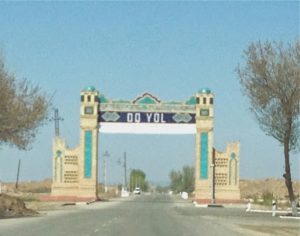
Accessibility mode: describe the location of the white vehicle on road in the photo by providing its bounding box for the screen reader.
[133,187,141,195]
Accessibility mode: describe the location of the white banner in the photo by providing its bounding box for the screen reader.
[99,123,196,134]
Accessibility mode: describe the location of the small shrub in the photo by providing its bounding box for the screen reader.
[254,191,274,205]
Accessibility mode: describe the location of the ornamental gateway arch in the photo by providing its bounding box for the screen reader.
[51,86,240,203]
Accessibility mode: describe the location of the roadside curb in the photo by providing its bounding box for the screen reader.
[194,204,208,208]
[249,209,292,214]
[193,201,207,208]
[280,216,300,220]
[62,201,99,206]
[194,204,224,208]
[86,200,98,205]
[193,201,224,208]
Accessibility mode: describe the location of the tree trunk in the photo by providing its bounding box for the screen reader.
[283,137,297,216]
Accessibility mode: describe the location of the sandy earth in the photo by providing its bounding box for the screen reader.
[0,178,299,219]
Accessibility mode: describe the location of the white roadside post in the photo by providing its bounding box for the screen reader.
[272,200,277,217]
[246,200,251,212]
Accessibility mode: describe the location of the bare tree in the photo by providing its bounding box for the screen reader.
[0,55,50,150]
[236,41,300,215]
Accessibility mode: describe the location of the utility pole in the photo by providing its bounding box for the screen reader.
[15,159,21,189]
[211,148,216,204]
[50,108,64,137]
[124,152,127,190]
[129,169,132,192]
[103,151,110,193]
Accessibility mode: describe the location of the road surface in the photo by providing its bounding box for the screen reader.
[0,193,298,236]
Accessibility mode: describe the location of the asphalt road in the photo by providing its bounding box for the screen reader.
[0,193,299,236]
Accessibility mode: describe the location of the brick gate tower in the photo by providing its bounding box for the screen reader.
[78,87,99,198]
[51,86,99,201]
[194,88,240,203]
[195,88,214,202]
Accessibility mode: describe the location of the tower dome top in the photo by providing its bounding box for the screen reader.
[84,86,96,92]
[198,88,211,94]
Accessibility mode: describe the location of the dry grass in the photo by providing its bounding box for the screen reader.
[0,194,37,218]
[0,178,299,217]
[240,178,300,200]
[2,178,299,201]
[3,179,51,194]
[97,184,120,199]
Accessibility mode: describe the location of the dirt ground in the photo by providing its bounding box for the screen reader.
[0,179,120,217]
[0,178,299,218]
[0,194,37,218]
[238,224,300,236]
[240,178,300,200]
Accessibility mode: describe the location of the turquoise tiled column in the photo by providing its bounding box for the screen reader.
[200,132,208,179]
[84,130,92,178]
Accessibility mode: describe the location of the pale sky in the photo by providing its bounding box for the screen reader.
[0,2,299,185]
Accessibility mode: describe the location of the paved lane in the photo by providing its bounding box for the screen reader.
[0,194,298,236]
